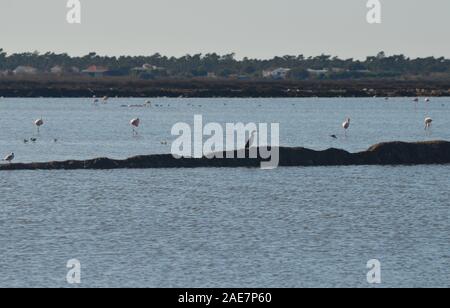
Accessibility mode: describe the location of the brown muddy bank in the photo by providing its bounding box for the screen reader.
[1,141,450,171]
[0,76,449,98]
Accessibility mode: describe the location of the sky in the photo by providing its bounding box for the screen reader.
[0,0,449,59]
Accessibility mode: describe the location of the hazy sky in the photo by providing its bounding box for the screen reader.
[1,0,449,59]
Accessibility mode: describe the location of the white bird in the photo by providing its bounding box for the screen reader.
[342,118,351,135]
[3,153,14,163]
[102,96,109,103]
[425,97,430,103]
[34,118,44,133]
[130,118,140,135]
[425,117,433,130]
[145,100,152,106]
[245,131,257,149]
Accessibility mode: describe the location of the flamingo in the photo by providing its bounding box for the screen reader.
[425,117,433,130]
[34,118,44,133]
[245,131,257,149]
[342,118,351,136]
[130,118,140,135]
[3,153,14,163]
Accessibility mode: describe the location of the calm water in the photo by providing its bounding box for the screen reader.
[0,98,449,288]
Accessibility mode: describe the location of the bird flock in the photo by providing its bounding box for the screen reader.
[1,97,439,164]
[331,97,435,139]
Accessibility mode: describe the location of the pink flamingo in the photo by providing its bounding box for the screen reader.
[34,118,44,133]
[342,118,351,136]
[425,117,433,130]
[130,118,140,135]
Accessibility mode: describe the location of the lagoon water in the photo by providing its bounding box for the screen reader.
[0,97,449,287]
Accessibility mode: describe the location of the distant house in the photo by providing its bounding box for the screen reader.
[81,65,110,77]
[307,68,329,75]
[131,64,166,79]
[0,70,13,77]
[131,64,165,73]
[144,63,165,71]
[70,66,81,74]
[50,65,64,75]
[330,68,346,73]
[13,66,38,75]
[262,68,291,79]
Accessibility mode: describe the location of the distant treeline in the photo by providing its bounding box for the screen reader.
[0,49,449,80]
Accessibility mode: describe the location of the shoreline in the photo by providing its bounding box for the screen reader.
[1,77,449,98]
[1,141,450,171]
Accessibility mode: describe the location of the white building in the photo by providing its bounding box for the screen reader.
[50,65,64,74]
[132,64,165,72]
[307,68,329,75]
[263,68,291,79]
[13,66,38,75]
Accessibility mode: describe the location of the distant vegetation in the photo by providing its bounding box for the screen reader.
[1,49,449,80]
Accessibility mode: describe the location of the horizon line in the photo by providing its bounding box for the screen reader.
[1,48,449,61]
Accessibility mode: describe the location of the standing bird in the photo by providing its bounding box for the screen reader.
[3,153,14,163]
[102,96,109,103]
[425,97,430,103]
[342,118,351,136]
[130,118,140,135]
[34,118,44,133]
[245,131,257,149]
[424,117,433,130]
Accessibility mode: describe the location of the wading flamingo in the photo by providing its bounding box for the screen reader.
[130,118,140,135]
[342,118,351,136]
[34,118,44,133]
[425,117,433,130]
